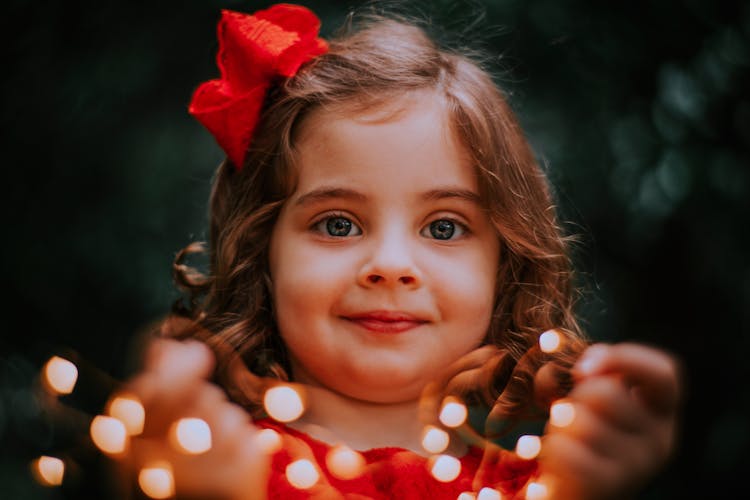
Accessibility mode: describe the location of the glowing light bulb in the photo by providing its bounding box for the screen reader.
[515,435,542,460]
[549,401,575,427]
[286,459,319,489]
[525,481,549,500]
[138,463,175,499]
[430,454,461,482]
[172,418,212,454]
[477,487,502,500]
[457,493,477,500]
[44,356,78,395]
[34,456,64,486]
[538,330,561,353]
[422,425,450,454]
[264,386,304,423]
[108,395,145,435]
[326,445,365,480]
[255,428,282,454]
[439,400,468,428]
[90,415,127,454]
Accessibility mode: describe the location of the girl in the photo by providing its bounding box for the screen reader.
[116,4,681,499]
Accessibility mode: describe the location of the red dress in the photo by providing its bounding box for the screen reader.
[256,418,539,499]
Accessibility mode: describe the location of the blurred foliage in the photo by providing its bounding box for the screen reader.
[2,0,748,497]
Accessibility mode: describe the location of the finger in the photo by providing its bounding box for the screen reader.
[546,409,670,500]
[123,353,219,436]
[144,338,216,383]
[574,343,681,415]
[187,395,252,454]
[546,403,645,463]
[539,432,623,500]
[127,409,267,499]
[568,375,651,434]
[534,361,571,408]
[128,340,216,403]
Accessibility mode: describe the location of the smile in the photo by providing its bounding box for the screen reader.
[342,311,429,334]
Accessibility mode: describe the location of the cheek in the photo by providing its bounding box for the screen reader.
[434,246,497,314]
[272,244,350,292]
[269,240,352,328]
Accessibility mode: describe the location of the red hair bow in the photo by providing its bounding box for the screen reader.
[189,4,328,170]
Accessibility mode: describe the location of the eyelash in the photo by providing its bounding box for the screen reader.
[310,211,363,238]
[309,213,470,240]
[420,217,469,241]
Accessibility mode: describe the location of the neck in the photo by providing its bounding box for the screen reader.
[287,384,466,457]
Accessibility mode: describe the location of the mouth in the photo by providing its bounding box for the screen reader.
[342,311,429,334]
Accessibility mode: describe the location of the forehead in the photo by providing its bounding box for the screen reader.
[292,91,477,192]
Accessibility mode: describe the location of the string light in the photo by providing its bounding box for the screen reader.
[255,428,283,454]
[171,418,212,455]
[286,459,319,489]
[438,399,468,428]
[264,386,304,423]
[549,401,575,428]
[43,356,78,395]
[515,435,541,460]
[90,415,127,454]
[422,425,450,454]
[538,330,561,353]
[326,445,365,480]
[40,334,575,498]
[477,487,502,500]
[107,395,145,435]
[525,481,549,500]
[33,456,64,486]
[429,454,461,482]
[138,463,175,499]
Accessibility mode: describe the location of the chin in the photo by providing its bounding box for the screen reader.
[332,371,428,404]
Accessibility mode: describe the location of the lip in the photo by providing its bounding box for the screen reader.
[342,311,429,334]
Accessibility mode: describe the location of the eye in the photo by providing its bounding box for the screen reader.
[313,215,362,237]
[421,219,467,240]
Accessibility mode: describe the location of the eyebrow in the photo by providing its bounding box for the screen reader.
[293,187,368,207]
[421,188,482,205]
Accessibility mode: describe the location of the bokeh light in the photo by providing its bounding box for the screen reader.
[525,481,549,500]
[515,435,542,460]
[172,417,212,454]
[33,456,64,486]
[107,395,145,435]
[538,330,561,353]
[549,401,575,428]
[286,459,319,489]
[439,399,468,428]
[255,428,282,454]
[326,445,365,480]
[429,454,461,482]
[90,415,127,454]
[138,463,175,499]
[477,487,502,500]
[422,425,450,454]
[264,386,304,423]
[43,356,78,395]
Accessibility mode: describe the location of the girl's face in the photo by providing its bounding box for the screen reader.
[268,91,500,404]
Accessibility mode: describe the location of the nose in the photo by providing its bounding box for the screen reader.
[357,231,422,289]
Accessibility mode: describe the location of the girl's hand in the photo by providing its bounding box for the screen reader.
[539,343,682,499]
[111,338,270,500]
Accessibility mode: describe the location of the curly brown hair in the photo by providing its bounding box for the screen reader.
[168,14,588,424]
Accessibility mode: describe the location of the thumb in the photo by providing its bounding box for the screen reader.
[574,343,682,415]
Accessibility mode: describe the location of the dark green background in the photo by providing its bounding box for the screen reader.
[3,0,748,497]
